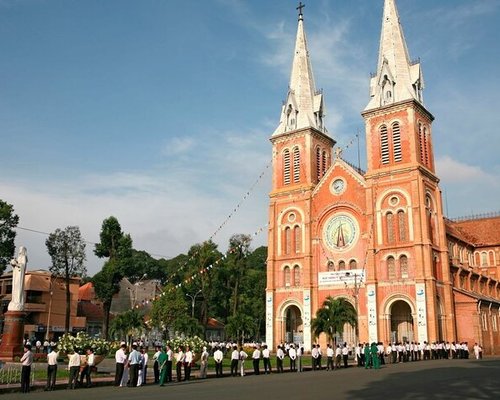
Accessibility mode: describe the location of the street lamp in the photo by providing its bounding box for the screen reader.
[45,274,57,342]
[186,290,202,318]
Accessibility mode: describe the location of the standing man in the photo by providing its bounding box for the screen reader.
[45,345,59,391]
[326,344,334,370]
[230,345,239,377]
[252,345,261,375]
[67,347,81,390]
[20,344,34,393]
[184,346,193,381]
[288,344,297,372]
[311,344,319,370]
[342,343,349,368]
[213,346,224,377]
[262,344,272,374]
[297,345,303,372]
[152,346,161,384]
[239,346,248,376]
[128,343,141,387]
[199,346,209,379]
[276,345,285,373]
[114,342,127,386]
[166,344,173,382]
[175,346,185,382]
[79,347,94,388]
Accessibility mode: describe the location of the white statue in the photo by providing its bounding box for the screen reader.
[8,246,27,312]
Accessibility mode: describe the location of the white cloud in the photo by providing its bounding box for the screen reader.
[162,136,196,156]
[436,156,496,184]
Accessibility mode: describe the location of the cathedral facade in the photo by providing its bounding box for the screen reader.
[266,0,500,354]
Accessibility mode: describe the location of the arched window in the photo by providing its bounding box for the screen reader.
[284,266,291,287]
[284,227,291,255]
[423,127,429,166]
[418,123,425,164]
[294,226,301,254]
[386,212,395,243]
[489,251,495,266]
[338,260,346,270]
[283,149,291,185]
[327,261,335,271]
[380,125,389,165]
[481,252,488,266]
[397,210,407,242]
[322,150,327,175]
[400,255,409,279]
[316,147,321,180]
[349,259,357,270]
[474,252,480,266]
[293,147,300,183]
[387,256,396,280]
[293,265,301,287]
[392,122,402,162]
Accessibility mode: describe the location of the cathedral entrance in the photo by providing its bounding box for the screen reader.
[284,305,303,344]
[390,300,414,343]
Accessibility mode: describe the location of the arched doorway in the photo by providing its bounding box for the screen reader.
[390,300,414,343]
[284,305,303,344]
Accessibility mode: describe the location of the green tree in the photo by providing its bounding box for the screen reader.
[109,309,144,344]
[226,234,251,317]
[311,297,357,344]
[150,285,189,339]
[92,216,132,339]
[226,312,257,344]
[173,316,204,337]
[0,199,19,275]
[46,226,86,333]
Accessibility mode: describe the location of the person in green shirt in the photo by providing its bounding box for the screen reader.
[158,348,168,386]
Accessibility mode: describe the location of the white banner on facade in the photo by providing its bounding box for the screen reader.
[366,284,378,343]
[265,291,273,347]
[303,289,312,351]
[318,269,365,286]
[415,283,428,343]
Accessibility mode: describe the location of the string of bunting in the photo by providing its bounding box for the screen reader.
[135,223,269,307]
[164,160,271,285]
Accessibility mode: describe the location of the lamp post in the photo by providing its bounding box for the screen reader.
[186,290,202,318]
[45,275,56,342]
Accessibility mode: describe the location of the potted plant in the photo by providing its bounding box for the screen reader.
[57,332,111,366]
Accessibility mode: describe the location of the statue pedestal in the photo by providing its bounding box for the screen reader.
[0,311,25,361]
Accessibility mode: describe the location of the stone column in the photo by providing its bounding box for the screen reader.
[0,311,26,361]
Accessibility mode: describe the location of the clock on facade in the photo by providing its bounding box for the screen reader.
[331,178,346,195]
[323,214,358,251]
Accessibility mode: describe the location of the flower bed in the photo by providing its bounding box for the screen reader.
[57,332,111,356]
[165,336,207,355]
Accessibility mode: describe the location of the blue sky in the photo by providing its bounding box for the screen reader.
[1,0,499,274]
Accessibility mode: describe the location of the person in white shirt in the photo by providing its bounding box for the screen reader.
[45,346,59,391]
[239,347,248,376]
[230,345,240,377]
[115,342,127,386]
[276,345,285,373]
[297,345,304,372]
[262,345,272,374]
[288,344,297,372]
[175,346,185,382]
[326,344,334,370]
[137,347,149,386]
[311,344,319,371]
[184,346,193,381]
[152,346,161,384]
[199,346,209,379]
[79,347,94,388]
[166,345,174,382]
[20,344,34,393]
[252,346,261,375]
[67,348,81,390]
[342,344,349,368]
[335,345,342,369]
[213,346,224,377]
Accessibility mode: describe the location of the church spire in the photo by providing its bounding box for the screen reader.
[273,3,326,136]
[365,0,424,111]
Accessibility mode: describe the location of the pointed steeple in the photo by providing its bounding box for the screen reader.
[273,7,326,136]
[365,0,424,111]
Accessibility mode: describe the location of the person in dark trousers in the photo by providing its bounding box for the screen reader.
[79,348,94,388]
[20,344,34,393]
[114,342,127,386]
[45,346,59,391]
[152,346,161,384]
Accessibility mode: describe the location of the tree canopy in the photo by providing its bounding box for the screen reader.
[0,199,19,275]
[311,296,357,344]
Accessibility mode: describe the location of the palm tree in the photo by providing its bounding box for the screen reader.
[109,309,145,344]
[311,297,357,344]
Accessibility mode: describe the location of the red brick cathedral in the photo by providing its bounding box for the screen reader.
[266,0,500,354]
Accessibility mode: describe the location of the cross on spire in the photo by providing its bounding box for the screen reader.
[296,2,305,19]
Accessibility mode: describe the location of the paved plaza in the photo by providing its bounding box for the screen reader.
[5,358,500,400]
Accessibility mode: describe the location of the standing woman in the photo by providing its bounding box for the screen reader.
[20,344,34,393]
